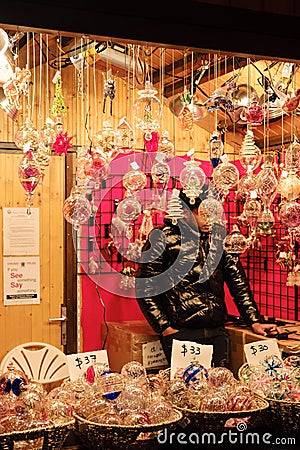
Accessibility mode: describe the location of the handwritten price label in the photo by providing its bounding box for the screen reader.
[170,339,213,379]
[244,339,281,367]
[66,350,109,381]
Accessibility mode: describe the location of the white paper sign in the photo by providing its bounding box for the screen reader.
[170,339,213,379]
[3,208,39,255]
[66,350,109,381]
[142,340,168,369]
[244,339,282,367]
[3,256,40,305]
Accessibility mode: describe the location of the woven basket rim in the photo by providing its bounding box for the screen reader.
[0,418,75,439]
[74,408,183,431]
[176,394,269,416]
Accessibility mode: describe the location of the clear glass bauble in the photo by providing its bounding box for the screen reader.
[116,196,141,228]
[177,105,194,131]
[116,116,135,153]
[278,201,300,229]
[207,130,224,168]
[278,171,300,201]
[179,160,206,204]
[243,96,264,125]
[0,362,28,396]
[122,167,147,195]
[92,120,119,162]
[38,118,57,149]
[15,117,39,150]
[285,137,300,171]
[256,155,278,208]
[200,193,224,224]
[157,130,175,161]
[256,207,276,236]
[151,159,170,186]
[239,129,262,173]
[120,361,147,386]
[236,173,258,201]
[212,157,239,195]
[62,186,92,230]
[243,199,262,231]
[133,81,162,138]
[83,153,110,189]
[223,225,249,257]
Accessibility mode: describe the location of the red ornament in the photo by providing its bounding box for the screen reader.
[52,130,73,155]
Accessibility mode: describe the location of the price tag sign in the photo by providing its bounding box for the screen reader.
[244,339,281,367]
[170,339,213,379]
[66,350,109,381]
[142,340,168,369]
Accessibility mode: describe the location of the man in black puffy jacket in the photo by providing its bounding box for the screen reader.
[135,189,278,367]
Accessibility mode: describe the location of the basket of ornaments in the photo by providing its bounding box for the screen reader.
[238,354,300,435]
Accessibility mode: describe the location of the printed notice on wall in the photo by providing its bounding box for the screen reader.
[3,207,39,255]
[3,256,40,305]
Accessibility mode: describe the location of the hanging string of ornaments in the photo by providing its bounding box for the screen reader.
[3,31,300,287]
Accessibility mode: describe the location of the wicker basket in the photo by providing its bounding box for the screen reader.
[238,362,300,434]
[176,394,269,432]
[74,409,183,449]
[0,419,75,450]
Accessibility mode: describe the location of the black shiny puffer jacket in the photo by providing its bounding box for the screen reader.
[135,218,263,335]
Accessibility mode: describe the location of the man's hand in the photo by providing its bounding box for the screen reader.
[162,326,179,337]
[251,322,279,337]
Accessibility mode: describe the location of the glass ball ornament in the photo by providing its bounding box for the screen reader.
[200,192,224,224]
[38,117,57,149]
[122,167,147,195]
[256,154,278,208]
[157,130,175,161]
[115,385,150,413]
[99,372,124,400]
[199,390,227,412]
[62,186,92,230]
[278,171,300,201]
[183,362,208,386]
[227,392,256,411]
[18,147,42,216]
[207,367,236,388]
[243,198,262,231]
[120,361,147,386]
[147,399,175,424]
[14,117,39,150]
[279,201,300,229]
[116,116,135,153]
[256,207,275,236]
[83,153,110,189]
[0,363,28,396]
[97,411,123,425]
[179,159,206,204]
[243,95,264,125]
[212,155,239,196]
[163,378,188,407]
[285,137,300,171]
[223,225,249,258]
[207,130,224,168]
[116,196,142,239]
[239,129,262,173]
[92,120,119,162]
[236,173,258,201]
[151,158,170,186]
[133,80,162,139]
[123,411,151,426]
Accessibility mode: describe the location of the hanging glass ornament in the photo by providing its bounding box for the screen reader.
[116,116,135,153]
[279,201,300,229]
[282,89,300,114]
[51,71,67,118]
[243,198,262,232]
[188,94,207,121]
[256,207,276,236]
[92,120,119,162]
[236,173,258,202]
[157,130,175,161]
[122,163,147,196]
[165,188,185,225]
[151,153,171,186]
[133,80,162,140]
[14,117,39,150]
[239,129,262,173]
[179,155,206,205]
[116,195,142,239]
[35,118,57,173]
[285,136,300,171]
[0,362,28,396]
[62,186,92,230]
[200,190,224,224]
[206,88,234,112]
[18,145,42,216]
[243,94,264,125]
[278,170,300,201]
[212,154,239,196]
[84,152,110,189]
[223,225,249,260]
[177,88,194,131]
[256,154,278,208]
[207,130,224,168]
[52,130,73,155]
[144,130,159,152]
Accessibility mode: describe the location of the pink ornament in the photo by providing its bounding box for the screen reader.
[18,148,42,215]
[144,131,159,152]
[52,130,72,155]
